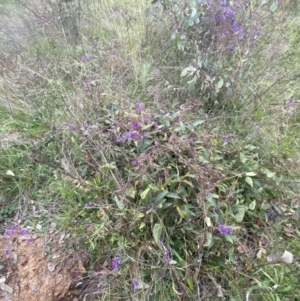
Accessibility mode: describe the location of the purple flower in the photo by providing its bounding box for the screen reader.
[220,5,236,21]
[80,54,89,62]
[222,135,231,143]
[112,256,121,270]
[124,131,138,140]
[5,248,12,257]
[4,228,15,238]
[134,103,144,112]
[91,41,98,48]
[27,236,35,244]
[82,124,89,131]
[131,160,138,166]
[131,279,139,290]
[164,170,169,177]
[289,98,295,104]
[68,123,76,132]
[130,122,142,131]
[19,228,30,236]
[139,153,147,160]
[165,247,172,262]
[216,222,233,235]
[231,19,241,34]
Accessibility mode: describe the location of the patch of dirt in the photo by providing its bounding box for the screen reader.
[0,234,88,301]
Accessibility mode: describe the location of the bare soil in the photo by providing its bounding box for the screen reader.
[0,234,89,301]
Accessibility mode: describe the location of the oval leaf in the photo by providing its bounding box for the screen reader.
[204,232,213,247]
[153,223,163,245]
[245,176,253,187]
[249,200,256,211]
[235,208,246,222]
[245,172,257,177]
[166,192,181,199]
[140,188,150,200]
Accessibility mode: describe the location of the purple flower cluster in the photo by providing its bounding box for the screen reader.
[216,221,233,235]
[4,224,32,239]
[4,224,34,257]
[84,202,100,208]
[131,279,139,290]
[112,256,121,270]
[208,0,261,51]
[68,123,76,132]
[165,247,172,262]
[222,135,231,143]
[114,103,161,143]
[130,122,142,131]
[135,103,144,111]
[219,5,235,22]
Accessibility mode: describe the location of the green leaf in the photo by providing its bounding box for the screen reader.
[245,176,253,187]
[270,1,277,12]
[206,193,218,207]
[139,222,146,229]
[245,172,257,177]
[235,207,246,222]
[216,78,224,89]
[125,186,136,198]
[249,200,256,210]
[180,67,189,77]
[169,260,177,265]
[114,195,125,210]
[100,162,116,170]
[153,223,163,245]
[223,234,234,244]
[141,187,150,199]
[204,232,213,247]
[240,152,247,164]
[266,172,276,178]
[154,190,169,205]
[176,206,187,219]
[166,192,181,199]
[192,120,204,127]
[187,277,194,290]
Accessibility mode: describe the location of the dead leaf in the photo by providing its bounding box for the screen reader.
[59,231,66,243]
[76,262,87,275]
[0,278,13,294]
[98,209,105,218]
[256,247,266,259]
[237,239,249,254]
[86,225,95,232]
[283,224,295,237]
[47,262,57,272]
